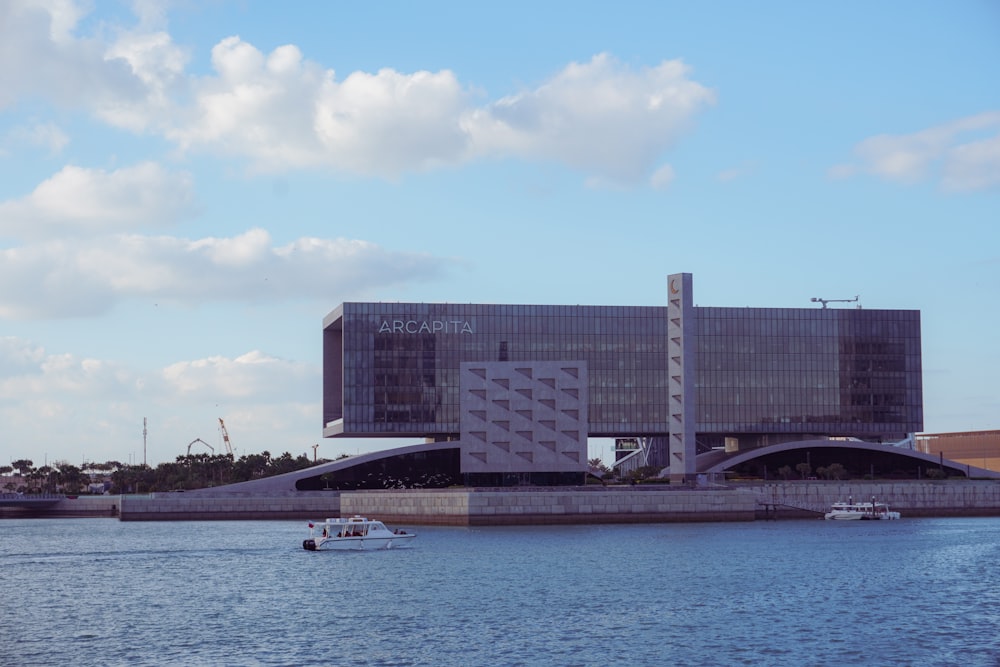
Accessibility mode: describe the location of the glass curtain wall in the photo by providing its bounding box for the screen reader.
[695,307,922,444]
[336,303,670,437]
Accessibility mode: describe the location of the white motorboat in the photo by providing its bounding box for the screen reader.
[302,515,416,551]
[824,498,901,521]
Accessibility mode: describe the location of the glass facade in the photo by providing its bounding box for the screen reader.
[324,301,923,447]
[324,303,670,438]
[695,307,922,446]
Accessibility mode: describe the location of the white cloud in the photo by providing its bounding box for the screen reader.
[0,336,46,374]
[834,112,1000,191]
[161,36,473,176]
[3,2,714,185]
[0,0,144,111]
[314,66,473,176]
[649,164,676,190]
[465,54,715,185]
[943,132,1000,192]
[0,162,197,240]
[3,120,70,154]
[0,336,321,464]
[162,350,317,401]
[0,228,454,319]
[101,27,190,131]
[168,43,715,183]
[0,337,138,399]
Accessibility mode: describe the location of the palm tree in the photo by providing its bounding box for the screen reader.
[59,464,87,494]
[12,459,33,476]
[588,457,611,474]
[36,466,55,493]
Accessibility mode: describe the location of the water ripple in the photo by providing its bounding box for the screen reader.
[3,517,1000,666]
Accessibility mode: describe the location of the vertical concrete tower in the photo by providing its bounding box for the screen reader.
[667,273,696,483]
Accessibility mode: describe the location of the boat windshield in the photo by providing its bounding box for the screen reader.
[337,523,367,537]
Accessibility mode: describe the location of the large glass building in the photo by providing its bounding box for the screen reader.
[323,273,922,483]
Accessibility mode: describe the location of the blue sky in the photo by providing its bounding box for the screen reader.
[1,0,998,469]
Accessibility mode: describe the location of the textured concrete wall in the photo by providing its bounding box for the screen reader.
[460,360,588,475]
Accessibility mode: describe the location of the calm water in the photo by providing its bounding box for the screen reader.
[2,517,999,666]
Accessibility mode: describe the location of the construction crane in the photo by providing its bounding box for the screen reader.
[218,418,234,456]
[187,438,214,455]
[810,295,859,309]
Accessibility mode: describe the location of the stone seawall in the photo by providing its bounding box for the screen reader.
[113,487,756,524]
[7,481,1000,523]
[342,487,757,525]
[118,493,341,521]
[0,495,120,518]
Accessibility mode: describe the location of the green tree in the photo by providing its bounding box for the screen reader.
[777,465,793,480]
[825,463,847,480]
[796,462,812,480]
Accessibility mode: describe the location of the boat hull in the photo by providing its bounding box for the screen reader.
[305,534,416,551]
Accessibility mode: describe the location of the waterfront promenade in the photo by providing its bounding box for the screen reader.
[5,480,1000,523]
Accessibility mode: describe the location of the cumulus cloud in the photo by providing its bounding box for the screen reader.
[0,336,46,375]
[0,162,197,240]
[832,112,1000,192]
[0,336,138,399]
[2,2,714,185]
[0,336,320,462]
[101,26,190,131]
[465,54,715,185]
[0,0,145,111]
[0,228,453,319]
[162,350,318,401]
[167,41,716,184]
[0,335,314,407]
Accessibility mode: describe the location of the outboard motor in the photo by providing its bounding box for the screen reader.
[303,539,317,551]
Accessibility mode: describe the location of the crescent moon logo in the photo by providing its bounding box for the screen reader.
[669,279,679,295]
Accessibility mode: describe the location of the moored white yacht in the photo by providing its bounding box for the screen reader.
[824,498,901,521]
